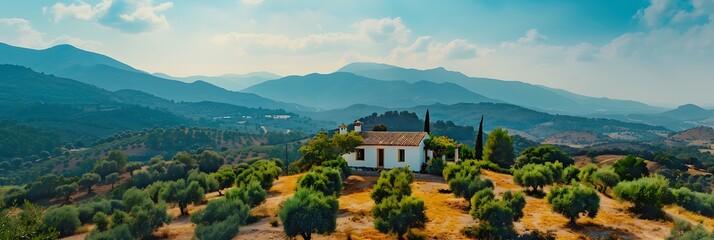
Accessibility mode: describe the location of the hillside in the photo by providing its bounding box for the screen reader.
[671,127,714,141]
[0,43,310,111]
[303,102,670,143]
[244,72,494,109]
[123,170,714,239]
[338,62,665,115]
[0,65,329,142]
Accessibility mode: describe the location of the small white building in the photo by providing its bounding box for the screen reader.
[341,121,431,171]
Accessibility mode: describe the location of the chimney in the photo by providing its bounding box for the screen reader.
[338,123,348,134]
[354,120,362,132]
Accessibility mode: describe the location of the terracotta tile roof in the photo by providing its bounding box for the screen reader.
[360,131,428,146]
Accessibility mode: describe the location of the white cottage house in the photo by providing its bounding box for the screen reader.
[341,121,432,171]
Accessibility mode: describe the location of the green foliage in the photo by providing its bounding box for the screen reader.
[25,174,73,201]
[473,159,513,174]
[77,199,117,223]
[502,190,527,221]
[191,197,250,240]
[197,150,225,173]
[78,173,101,194]
[111,211,129,227]
[666,218,714,240]
[106,150,128,172]
[613,175,673,218]
[546,184,600,224]
[226,180,267,207]
[297,131,363,172]
[321,157,351,180]
[671,187,714,217]
[372,195,428,239]
[188,169,220,193]
[561,165,580,183]
[279,188,339,240]
[211,165,236,195]
[55,183,78,202]
[577,164,598,183]
[160,179,205,215]
[86,224,133,240]
[122,187,149,211]
[470,188,495,215]
[469,200,518,239]
[425,135,457,158]
[475,115,484,160]
[92,212,109,231]
[589,168,620,193]
[371,167,415,204]
[483,128,515,168]
[298,166,343,196]
[372,124,388,131]
[132,170,153,188]
[125,162,143,176]
[43,205,80,237]
[127,200,171,238]
[105,172,120,189]
[236,159,282,190]
[513,164,554,192]
[0,120,62,158]
[612,155,649,181]
[0,201,60,240]
[515,145,574,168]
[93,160,119,180]
[443,160,494,202]
[173,152,198,169]
[426,157,445,176]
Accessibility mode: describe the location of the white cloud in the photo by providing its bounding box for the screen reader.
[241,0,263,5]
[0,18,45,48]
[389,36,480,62]
[213,17,410,54]
[49,0,173,33]
[353,17,410,43]
[0,18,101,50]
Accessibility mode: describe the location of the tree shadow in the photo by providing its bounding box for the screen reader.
[568,222,639,240]
[524,190,546,198]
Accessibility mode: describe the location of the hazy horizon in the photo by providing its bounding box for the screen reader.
[2,0,713,106]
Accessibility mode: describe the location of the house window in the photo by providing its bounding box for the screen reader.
[356,148,365,161]
[398,149,405,162]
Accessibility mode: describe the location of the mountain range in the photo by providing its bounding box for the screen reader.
[1,42,711,134]
[337,62,666,115]
[243,72,495,109]
[153,72,281,91]
[0,43,311,111]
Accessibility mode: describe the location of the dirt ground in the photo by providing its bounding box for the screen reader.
[63,168,714,240]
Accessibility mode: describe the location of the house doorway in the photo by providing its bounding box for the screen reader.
[377,149,385,168]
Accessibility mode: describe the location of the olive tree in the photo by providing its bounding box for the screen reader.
[78,173,101,194]
[279,188,339,240]
[546,184,600,225]
[613,175,673,219]
[43,205,81,237]
[160,180,205,215]
[513,164,554,193]
[372,195,428,240]
[590,168,620,193]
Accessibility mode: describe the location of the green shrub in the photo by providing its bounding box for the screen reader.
[613,175,673,219]
[191,197,249,240]
[0,201,59,240]
[612,155,649,181]
[92,212,109,231]
[279,188,339,240]
[515,145,573,168]
[373,195,428,239]
[561,165,580,183]
[297,166,343,196]
[321,157,351,180]
[589,168,620,193]
[671,187,714,217]
[666,218,714,240]
[86,224,133,240]
[513,164,554,192]
[226,180,267,207]
[427,158,445,176]
[371,167,415,204]
[483,128,515,168]
[546,184,600,224]
[43,205,81,237]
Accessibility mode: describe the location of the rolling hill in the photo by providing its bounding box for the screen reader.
[154,72,281,91]
[243,72,495,109]
[302,102,670,143]
[0,43,311,111]
[0,65,329,141]
[338,62,666,115]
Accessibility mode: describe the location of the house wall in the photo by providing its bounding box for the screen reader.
[342,135,429,171]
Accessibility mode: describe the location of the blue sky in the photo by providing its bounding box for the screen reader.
[1,0,713,107]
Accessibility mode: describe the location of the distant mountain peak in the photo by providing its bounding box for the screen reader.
[676,104,706,111]
[337,62,399,72]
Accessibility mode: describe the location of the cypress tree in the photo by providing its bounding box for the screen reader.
[424,110,430,134]
[475,115,484,160]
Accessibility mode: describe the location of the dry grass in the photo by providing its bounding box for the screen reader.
[62,167,714,240]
